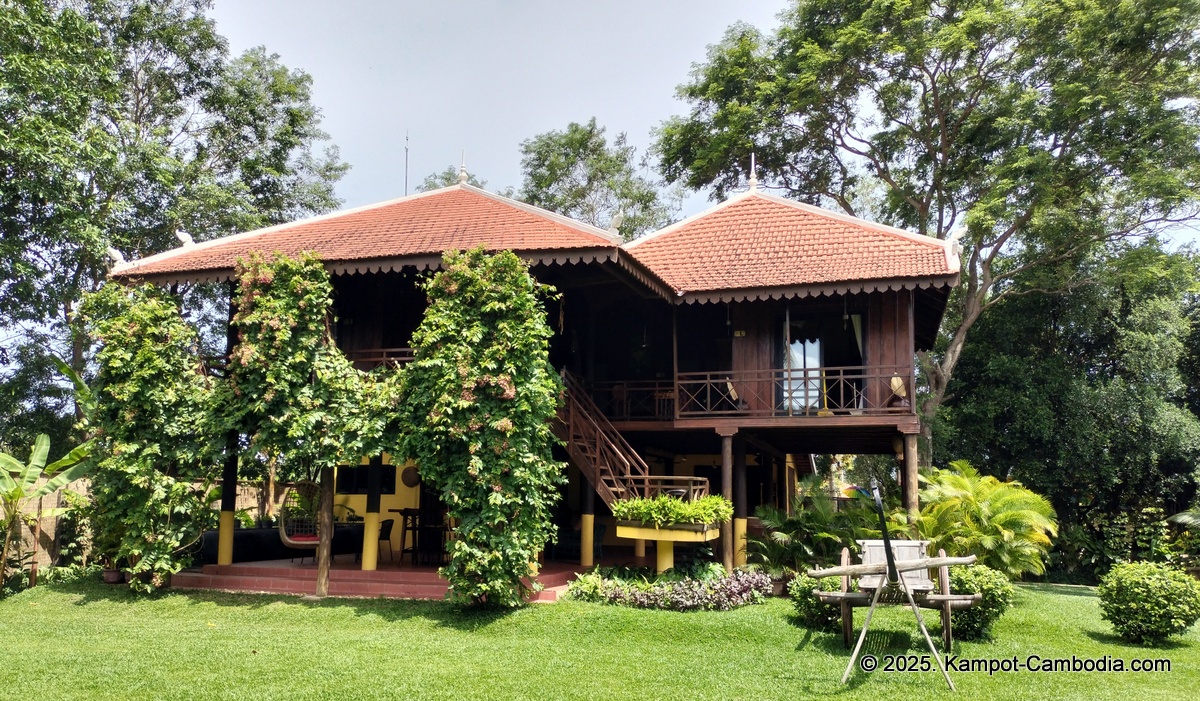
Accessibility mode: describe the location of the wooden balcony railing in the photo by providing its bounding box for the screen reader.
[343,347,414,371]
[589,366,915,421]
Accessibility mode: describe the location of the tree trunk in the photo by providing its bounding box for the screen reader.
[315,466,334,597]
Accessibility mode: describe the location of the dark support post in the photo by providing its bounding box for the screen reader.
[733,437,747,567]
[361,456,383,570]
[218,283,239,566]
[581,483,596,568]
[315,466,334,597]
[720,431,735,573]
[904,434,919,518]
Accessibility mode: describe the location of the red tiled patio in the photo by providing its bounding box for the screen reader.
[170,556,583,602]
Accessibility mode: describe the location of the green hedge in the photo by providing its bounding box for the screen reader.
[610,495,733,528]
[1099,562,1200,645]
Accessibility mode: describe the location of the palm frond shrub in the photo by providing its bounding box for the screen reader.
[745,477,878,575]
[900,461,1058,578]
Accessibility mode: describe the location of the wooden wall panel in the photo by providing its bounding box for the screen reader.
[732,302,776,413]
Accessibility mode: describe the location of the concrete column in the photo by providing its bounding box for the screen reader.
[904,433,919,518]
[581,485,595,568]
[634,539,646,561]
[217,448,238,566]
[656,540,674,574]
[720,432,734,573]
[360,458,383,571]
[217,284,239,567]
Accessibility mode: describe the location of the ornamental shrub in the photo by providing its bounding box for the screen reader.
[788,573,842,632]
[1099,562,1200,645]
[400,248,564,607]
[901,462,1058,578]
[948,564,1014,640]
[570,569,771,611]
[610,494,733,528]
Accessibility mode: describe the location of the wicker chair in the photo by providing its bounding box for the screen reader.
[278,481,321,562]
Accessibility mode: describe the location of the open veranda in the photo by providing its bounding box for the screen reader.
[1,579,1195,701]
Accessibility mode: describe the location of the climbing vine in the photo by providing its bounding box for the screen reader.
[79,283,219,591]
[400,247,565,607]
[226,252,398,475]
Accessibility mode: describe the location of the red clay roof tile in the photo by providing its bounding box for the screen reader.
[623,191,957,298]
[111,184,620,281]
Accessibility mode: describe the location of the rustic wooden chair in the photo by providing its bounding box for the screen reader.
[807,484,979,691]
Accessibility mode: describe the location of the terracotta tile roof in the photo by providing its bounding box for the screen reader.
[624,191,958,301]
[111,184,621,282]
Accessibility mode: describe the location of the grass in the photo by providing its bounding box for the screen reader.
[0,580,1197,700]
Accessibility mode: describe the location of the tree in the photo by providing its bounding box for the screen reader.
[0,0,347,446]
[519,118,679,240]
[400,247,564,607]
[0,0,116,325]
[656,0,1200,437]
[417,165,489,192]
[939,242,1200,578]
[0,434,91,587]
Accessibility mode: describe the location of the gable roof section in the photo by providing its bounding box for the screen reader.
[110,183,623,284]
[624,190,959,303]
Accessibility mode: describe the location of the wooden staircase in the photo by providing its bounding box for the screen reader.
[556,370,708,507]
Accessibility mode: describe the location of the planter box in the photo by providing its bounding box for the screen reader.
[615,520,722,542]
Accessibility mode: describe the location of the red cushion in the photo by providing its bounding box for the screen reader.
[290,534,320,542]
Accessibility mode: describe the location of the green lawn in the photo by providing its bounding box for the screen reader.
[0,580,1195,700]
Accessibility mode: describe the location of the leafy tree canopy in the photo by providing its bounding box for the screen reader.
[417,165,491,193]
[520,118,678,240]
[656,0,1200,427]
[0,0,347,449]
[939,241,1200,577]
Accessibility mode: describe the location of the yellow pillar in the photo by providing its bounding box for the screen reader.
[217,511,235,566]
[580,513,595,568]
[634,538,646,560]
[656,540,674,574]
[360,511,380,571]
[734,517,748,568]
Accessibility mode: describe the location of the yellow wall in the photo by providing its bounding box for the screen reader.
[332,455,421,557]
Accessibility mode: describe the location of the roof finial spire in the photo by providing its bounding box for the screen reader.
[748,152,759,191]
[458,150,468,184]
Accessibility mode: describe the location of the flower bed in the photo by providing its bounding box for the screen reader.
[567,564,771,612]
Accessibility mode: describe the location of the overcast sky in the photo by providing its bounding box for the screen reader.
[208,0,786,218]
[209,1,1198,247]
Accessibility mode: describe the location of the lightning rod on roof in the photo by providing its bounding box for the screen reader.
[404,130,409,196]
[748,152,759,191]
[459,150,468,184]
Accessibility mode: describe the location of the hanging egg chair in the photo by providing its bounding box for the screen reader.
[278,480,321,561]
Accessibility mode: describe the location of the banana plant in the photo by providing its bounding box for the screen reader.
[0,434,92,583]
